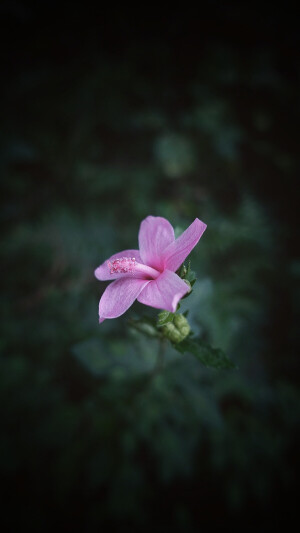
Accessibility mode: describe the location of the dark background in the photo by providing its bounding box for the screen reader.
[1,2,299,531]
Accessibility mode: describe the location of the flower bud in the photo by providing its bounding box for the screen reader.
[162,313,191,343]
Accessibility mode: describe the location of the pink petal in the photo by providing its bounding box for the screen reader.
[163,218,207,272]
[94,249,142,281]
[99,278,150,320]
[137,269,190,313]
[138,216,175,270]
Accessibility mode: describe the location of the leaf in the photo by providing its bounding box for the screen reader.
[71,338,115,376]
[177,263,187,278]
[174,337,236,369]
[71,337,154,378]
[177,261,197,296]
[156,310,175,327]
[185,261,197,285]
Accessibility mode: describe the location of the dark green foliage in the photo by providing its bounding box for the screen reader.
[0,8,299,531]
[175,338,236,369]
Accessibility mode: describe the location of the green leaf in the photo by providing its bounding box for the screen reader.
[174,337,236,369]
[185,261,197,284]
[177,260,197,288]
[177,263,187,278]
[71,337,154,378]
[157,310,175,327]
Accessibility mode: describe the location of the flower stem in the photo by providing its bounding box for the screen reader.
[153,337,166,374]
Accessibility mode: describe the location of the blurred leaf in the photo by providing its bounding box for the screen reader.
[71,337,154,378]
[128,317,159,337]
[174,337,236,369]
[154,133,197,178]
[174,226,185,239]
[185,261,197,285]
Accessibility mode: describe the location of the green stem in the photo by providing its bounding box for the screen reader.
[153,337,166,374]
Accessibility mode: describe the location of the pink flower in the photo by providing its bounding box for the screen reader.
[94,216,207,323]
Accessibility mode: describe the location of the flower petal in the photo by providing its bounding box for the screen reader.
[138,216,175,270]
[99,278,150,320]
[94,249,142,281]
[163,218,207,272]
[137,269,190,313]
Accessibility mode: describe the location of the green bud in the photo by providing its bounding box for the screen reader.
[162,313,191,343]
[178,263,187,278]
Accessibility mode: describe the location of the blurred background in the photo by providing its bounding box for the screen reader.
[1,2,299,531]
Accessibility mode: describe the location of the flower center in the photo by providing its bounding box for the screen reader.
[108,257,136,274]
[107,257,160,279]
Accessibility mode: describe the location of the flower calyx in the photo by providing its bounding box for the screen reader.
[157,311,191,343]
